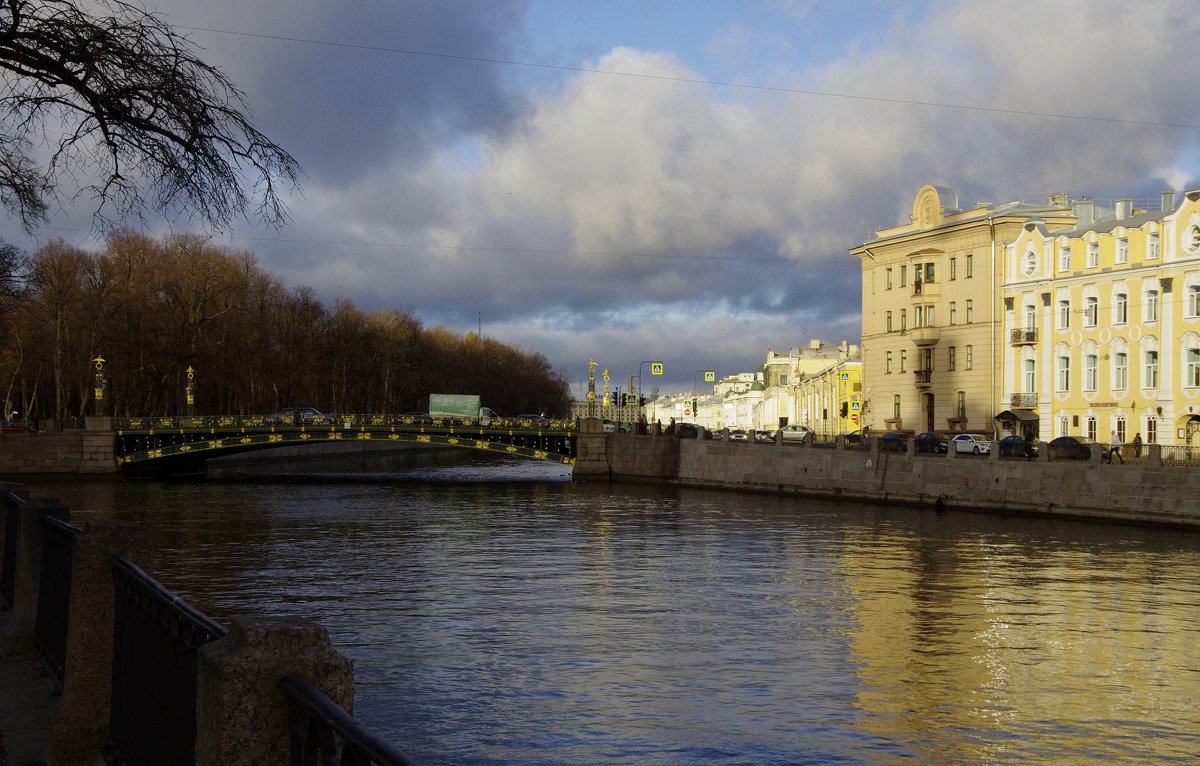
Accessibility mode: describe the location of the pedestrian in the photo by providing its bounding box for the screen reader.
[1110,430,1123,463]
[1132,432,1142,458]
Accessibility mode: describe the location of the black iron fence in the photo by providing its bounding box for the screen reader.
[34,514,82,694]
[1,491,19,610]
[108,556,229,766]
[280,674,418,766]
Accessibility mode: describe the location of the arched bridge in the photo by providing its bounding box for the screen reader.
[113,413,576,469]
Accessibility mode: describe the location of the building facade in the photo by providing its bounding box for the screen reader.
[850,185,1076,435]
[854,183,1200,446]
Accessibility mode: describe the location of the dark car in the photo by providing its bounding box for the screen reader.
[267,407,325,425]
[394,411,430,424]
[1,421,34,433]
[878,432,908,452]
[915,432,948,453]
[841,430,864,445]
[1047,435,1099,460]
[998,435,1038,458]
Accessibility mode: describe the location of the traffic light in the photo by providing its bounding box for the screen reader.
[840,402,849,418]
[613,387,621,406]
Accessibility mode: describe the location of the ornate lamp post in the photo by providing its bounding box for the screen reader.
[186,366,195,418]
[93,356,106,416]
[586,359,597,419]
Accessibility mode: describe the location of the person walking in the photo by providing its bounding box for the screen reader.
[1132,432,1142,458]
[1110,430,1124,463]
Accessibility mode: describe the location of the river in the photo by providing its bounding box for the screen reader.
[38,450,1200,765]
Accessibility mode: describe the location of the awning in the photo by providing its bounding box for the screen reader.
[994,409,1039,422]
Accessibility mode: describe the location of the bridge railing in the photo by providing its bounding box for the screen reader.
[34,514,82,694]
[113,413,576,432]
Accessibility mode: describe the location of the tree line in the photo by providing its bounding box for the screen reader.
[0,232,573,421]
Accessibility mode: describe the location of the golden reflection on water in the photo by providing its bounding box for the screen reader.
[843,527,1200,764]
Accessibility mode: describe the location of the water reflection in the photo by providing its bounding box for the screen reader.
[39,453,1200,765]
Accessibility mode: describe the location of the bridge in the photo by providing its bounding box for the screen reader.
[113,413,576,471]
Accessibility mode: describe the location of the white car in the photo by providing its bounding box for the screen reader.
[775,425,814,442]
[952,433,991,454]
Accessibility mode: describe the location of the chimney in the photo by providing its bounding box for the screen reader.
[1162,190,1175,212]
[1071,197,1095,227]
[1115,198,1132,219]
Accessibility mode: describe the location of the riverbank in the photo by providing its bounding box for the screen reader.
[573,422,1200,528]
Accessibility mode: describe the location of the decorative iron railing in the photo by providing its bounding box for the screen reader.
[913,369,933,385]
[112,413,575,433]
[1009,393,1038,408]
[35,515,83,694]
[1010,328,1038,344]
[1160,446,1200,467]
[280,674,418,766]
[1,492,19,610]
[108,556,229,766]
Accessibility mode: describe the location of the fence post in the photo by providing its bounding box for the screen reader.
[195,616,354,766]
[45,521,153,765]
[0,494,69,658]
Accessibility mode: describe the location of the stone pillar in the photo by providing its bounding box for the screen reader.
[196,617,354,766]
[46,520,153,765]
[1148,442,1162,466]
[572,418,609,479]
[0,494,69,658]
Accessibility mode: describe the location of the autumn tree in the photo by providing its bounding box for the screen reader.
[0,0,300,232]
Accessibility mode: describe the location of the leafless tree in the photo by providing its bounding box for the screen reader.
[0,0,301,232]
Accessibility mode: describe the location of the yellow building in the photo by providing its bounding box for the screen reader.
[850,185,1075,435]
[1004,188,1200,445]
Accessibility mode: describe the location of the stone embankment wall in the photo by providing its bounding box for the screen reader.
[0,423,116,476]
[574,420,1200,528]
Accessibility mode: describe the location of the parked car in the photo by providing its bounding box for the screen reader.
[728,429,749,441]
[775,424,813,442]
[1,421,34,433]
[952,433,991,454]
[601,419,631,433]
[515,414,551,426]
[1047,435,1099,460]
[755,429,774,443]
[879,432,908,452]
[915,432,948,453]
[998,435,1038,458]
[267,407,324,425]
[842,430,864,445]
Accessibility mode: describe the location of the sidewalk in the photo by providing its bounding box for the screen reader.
[0,647,52,766]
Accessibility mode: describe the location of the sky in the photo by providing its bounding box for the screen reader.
[11,0,1200,399]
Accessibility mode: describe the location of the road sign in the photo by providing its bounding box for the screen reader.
[703,371,715,382]
[851,413,859,422]
[650,362,664,375]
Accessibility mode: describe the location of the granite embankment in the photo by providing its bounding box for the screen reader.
[574,421,1200,528]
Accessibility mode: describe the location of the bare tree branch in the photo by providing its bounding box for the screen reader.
[0,0,301,232]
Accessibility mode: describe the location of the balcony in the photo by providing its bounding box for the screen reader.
[910,326,940,347]
[911,280,939,299]
[1010,392,1037,407]
[1010,328,1038,345]
[914,369,933,388]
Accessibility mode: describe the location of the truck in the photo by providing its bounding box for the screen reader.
[428,393,498,425]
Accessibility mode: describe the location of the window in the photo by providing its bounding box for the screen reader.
[893,395,901,420]
[1188,348,1200,387]
[925,304,935,326]
[957,391,966,419]
[924,263,935,283]
[949,302,957,325]
[1115,292,1128,324]
[949,257,957,280]
[966,345,973,370]
[1086,416,1097,441]
[900,309,907,331]
[1058,299,1071,329]
[1058,416,1069,438]
[1024,304,1037,331]
[1189,286,1200,318]
[900,265,907,287]
[1084,354,1098,391]
[1116,238,1128,264]
[966,299,974,323]
[1085,296,1098,327]
[1145,350,1159,388]
[1145,289,1159,322]
[886,268,893,289]
[1087,241,1099,268]
[948,346,956,370]
[1148,418,1158,443]
[915,305,923,327]
[1060,246,1071,272]
[886,311,893,332]
[922,348,933,372]
[1114,352,1128,390]
[966,254,974,278]
[900,350,907,372]
[1057,355,1071,392]
[1024,359,1036,392]
[886,351,893,374]
[1149,233,1160,260]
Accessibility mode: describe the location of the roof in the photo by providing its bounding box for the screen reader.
[994,409,1039,422]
